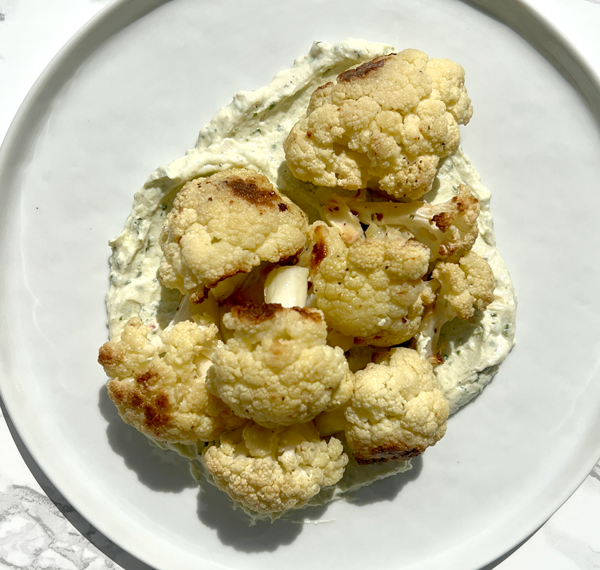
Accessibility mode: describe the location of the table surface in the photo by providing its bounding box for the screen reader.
[1,1,600,569]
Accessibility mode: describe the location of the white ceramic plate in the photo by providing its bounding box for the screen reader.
[1,1,600,569]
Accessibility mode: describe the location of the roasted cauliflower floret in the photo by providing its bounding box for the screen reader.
[159,168,307,303]
[434,251,495,317]
[203,422,348,515]
[207,304,352,428]
[327,184,480,264]
[99,317,245,444]
[418,251,496,362]
[309,222,435,346]
[283,50,472,200]
[345,347,449,464]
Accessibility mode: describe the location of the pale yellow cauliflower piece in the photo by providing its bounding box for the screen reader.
[309,222,435,346]
[203,422,348,515]
[207,304,352,427]
[99,317,245,444]
[284,50,473,200]
[343,184,480,264]
[159,168,307,303]
[434,251,496,318]
[345,347,449,464]
[418,251,496,362]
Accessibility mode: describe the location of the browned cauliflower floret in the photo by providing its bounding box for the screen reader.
[99,317,245,444]
[326,184,480,264]
[418,251,496,362]
[203,422,348,515]
[283,50,473,200]
[344,347,449,464]
[159,168,307,303]
[206,304,352,428]
[309,222,435,346]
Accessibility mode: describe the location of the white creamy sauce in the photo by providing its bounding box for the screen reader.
[105,39,516,507]
[419,152,517,414]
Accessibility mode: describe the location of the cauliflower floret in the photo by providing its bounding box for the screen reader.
[283,50,472,200]
[203,421,348,515]
[344,347,449,464]
[309,222,435,346]
[434,251,496,317]
[326,184,480,264]
[417,251,496,362]
[99,317,245,444]
[159,168,307,303]
[207,304,352,427]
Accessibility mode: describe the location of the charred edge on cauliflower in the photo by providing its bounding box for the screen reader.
[229,302,322,325]
[309,224,328,272]
[337,53,395,82]
[354,443,425,465]
[189,268,241,305]
[225,175,288,211]
[99,349,172,433]
[432,189,479,257]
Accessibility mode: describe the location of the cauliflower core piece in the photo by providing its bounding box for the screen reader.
[283,49,473,200]
[99,317,245,444]
[345,347,449,464]
[203,422,348,515]
[309,222,435,346]
[159,168,308,303]
[207,304,352,428]
[264,265,310,308]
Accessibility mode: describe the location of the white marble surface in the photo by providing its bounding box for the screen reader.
[1,1,600,569]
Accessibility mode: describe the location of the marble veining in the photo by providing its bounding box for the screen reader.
[0,484,119,570]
